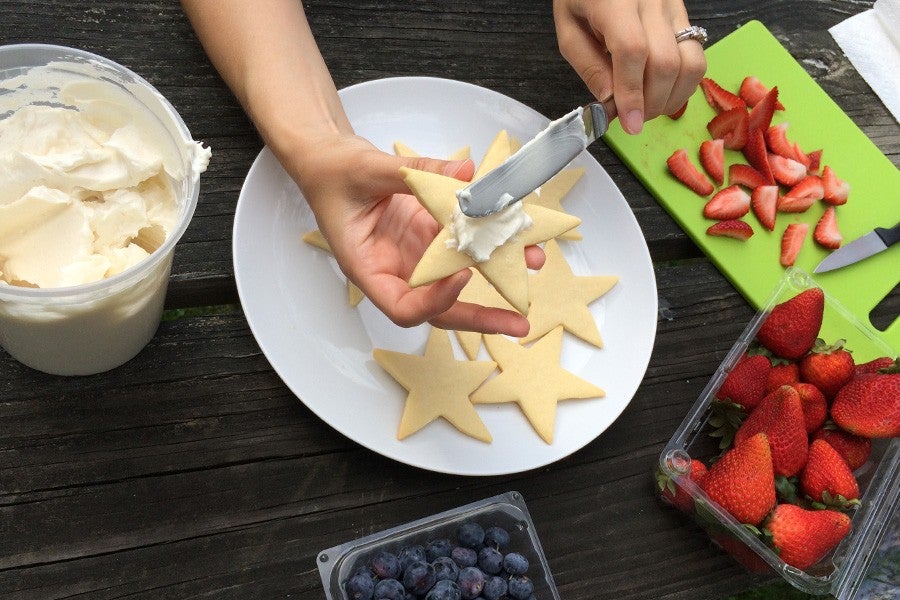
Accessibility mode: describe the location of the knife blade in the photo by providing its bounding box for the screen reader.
[813,222,900,273]
[456,102,611,217]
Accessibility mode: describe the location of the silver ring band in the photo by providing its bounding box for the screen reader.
[675,25,708,46]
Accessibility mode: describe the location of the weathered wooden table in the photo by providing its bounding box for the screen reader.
[1,2,897,598]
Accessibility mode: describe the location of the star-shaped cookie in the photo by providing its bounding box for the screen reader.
[373,327,496,443]
[524,168,585,241]
[302,230,365,306]
[472,326,605,443]
[520,238,618,347]
[401,168,581,314]
[454,268,516,360]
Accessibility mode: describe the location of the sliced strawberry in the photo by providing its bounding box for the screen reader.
[806,149,823,174]
[769,154,808,186]
[814,206,842,249]
[739,76,786,110]
[821,165,850,205]
[779,175,824,212]
[780,222,809,267]
[707,219,754,240]
[704,185,751,220]
[751,185,779,231]
[708,107,749,150]
[729,163,770,189]
[765,123,796,158]
[668,101,689,120]
[700,77,746,112]
[748,86,779,133]
[667,148,714,196]
[700,139,725,186]
[742,128,775,184]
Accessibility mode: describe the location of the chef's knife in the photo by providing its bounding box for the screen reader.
[813,222,900,273]
[456,102,611,217]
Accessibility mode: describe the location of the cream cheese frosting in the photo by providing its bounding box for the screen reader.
[0,73,210,289]
[447,201,533,262]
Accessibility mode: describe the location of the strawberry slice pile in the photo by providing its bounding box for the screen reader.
[666,76,851,266]
[657,286,900,572]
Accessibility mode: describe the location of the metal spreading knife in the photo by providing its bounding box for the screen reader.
[456,102,611,218]
[813,222,900,273]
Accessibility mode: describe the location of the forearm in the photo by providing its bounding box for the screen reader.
[180,0,352,161]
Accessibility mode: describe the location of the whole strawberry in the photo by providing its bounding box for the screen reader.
[717,353,771,411]
[764,504,851,570]
[799,339,854,399]
[657,458,708,513]
[756,288,824,360]
[766,359,800,394]
[831,370,900,438]
[811,427,871,470]
[734,385,809,477]
[800,439,860,507]
[792,382,827,434]
[853,356,896,376]
[699,432,776,525]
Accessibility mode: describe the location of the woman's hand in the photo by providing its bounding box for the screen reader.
[553,0,707,134]
[286,132,541,337]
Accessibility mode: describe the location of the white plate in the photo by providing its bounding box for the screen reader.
[233,77,657,476]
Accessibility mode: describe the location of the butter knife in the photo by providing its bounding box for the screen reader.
[813,222,900,273]
[456,102,611,218]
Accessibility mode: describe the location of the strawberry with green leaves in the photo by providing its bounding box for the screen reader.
[699,432,777,525]
[763,504,851,570]
[766,359,800,394]
[831,368,900,438]
[800,439,860,508]
[657,458,708,513]
[853,356,896,376]
[756,287,824,360]
[800,339,854,399]
[734,385,809,477]
[717,353,771,411]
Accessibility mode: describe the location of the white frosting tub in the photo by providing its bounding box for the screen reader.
[0,44,210,375]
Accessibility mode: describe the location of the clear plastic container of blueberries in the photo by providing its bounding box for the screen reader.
[317,490,561,599]
[658,268,899,599]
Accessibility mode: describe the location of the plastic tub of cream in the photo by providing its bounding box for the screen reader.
[0,44,210,375]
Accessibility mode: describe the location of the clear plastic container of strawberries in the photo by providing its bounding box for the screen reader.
[657,267,898,598]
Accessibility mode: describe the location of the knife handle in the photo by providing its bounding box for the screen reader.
[875,222,900,247]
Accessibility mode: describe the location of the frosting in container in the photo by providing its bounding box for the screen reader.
[0,44,210,375]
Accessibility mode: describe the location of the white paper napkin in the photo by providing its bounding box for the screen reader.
[829,0,900,123]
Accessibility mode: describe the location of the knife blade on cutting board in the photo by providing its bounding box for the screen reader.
[603,19,900,355]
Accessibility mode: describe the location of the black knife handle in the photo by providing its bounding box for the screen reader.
[875,222,900,247]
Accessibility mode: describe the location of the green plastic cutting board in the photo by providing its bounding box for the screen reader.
[605,20,900,357]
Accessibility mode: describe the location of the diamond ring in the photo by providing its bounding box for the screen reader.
[675,25,708,46]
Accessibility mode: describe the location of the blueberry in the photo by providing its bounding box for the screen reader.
[432,556,460,582]
[424,579,462,600]
[482,526,510,551]
[476,547,503,575]
[345,570,375,600]
[502,552,529,576]
[373,578,405,600]
[371,551,402,579]
[481,575,508,600]
[397,545,427,572]
[456,566,485,599]
[402,560,436,596]
[507,575,534,600]
[451,546,477,568]
[456,522,485,549]
[425,538,454,561]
